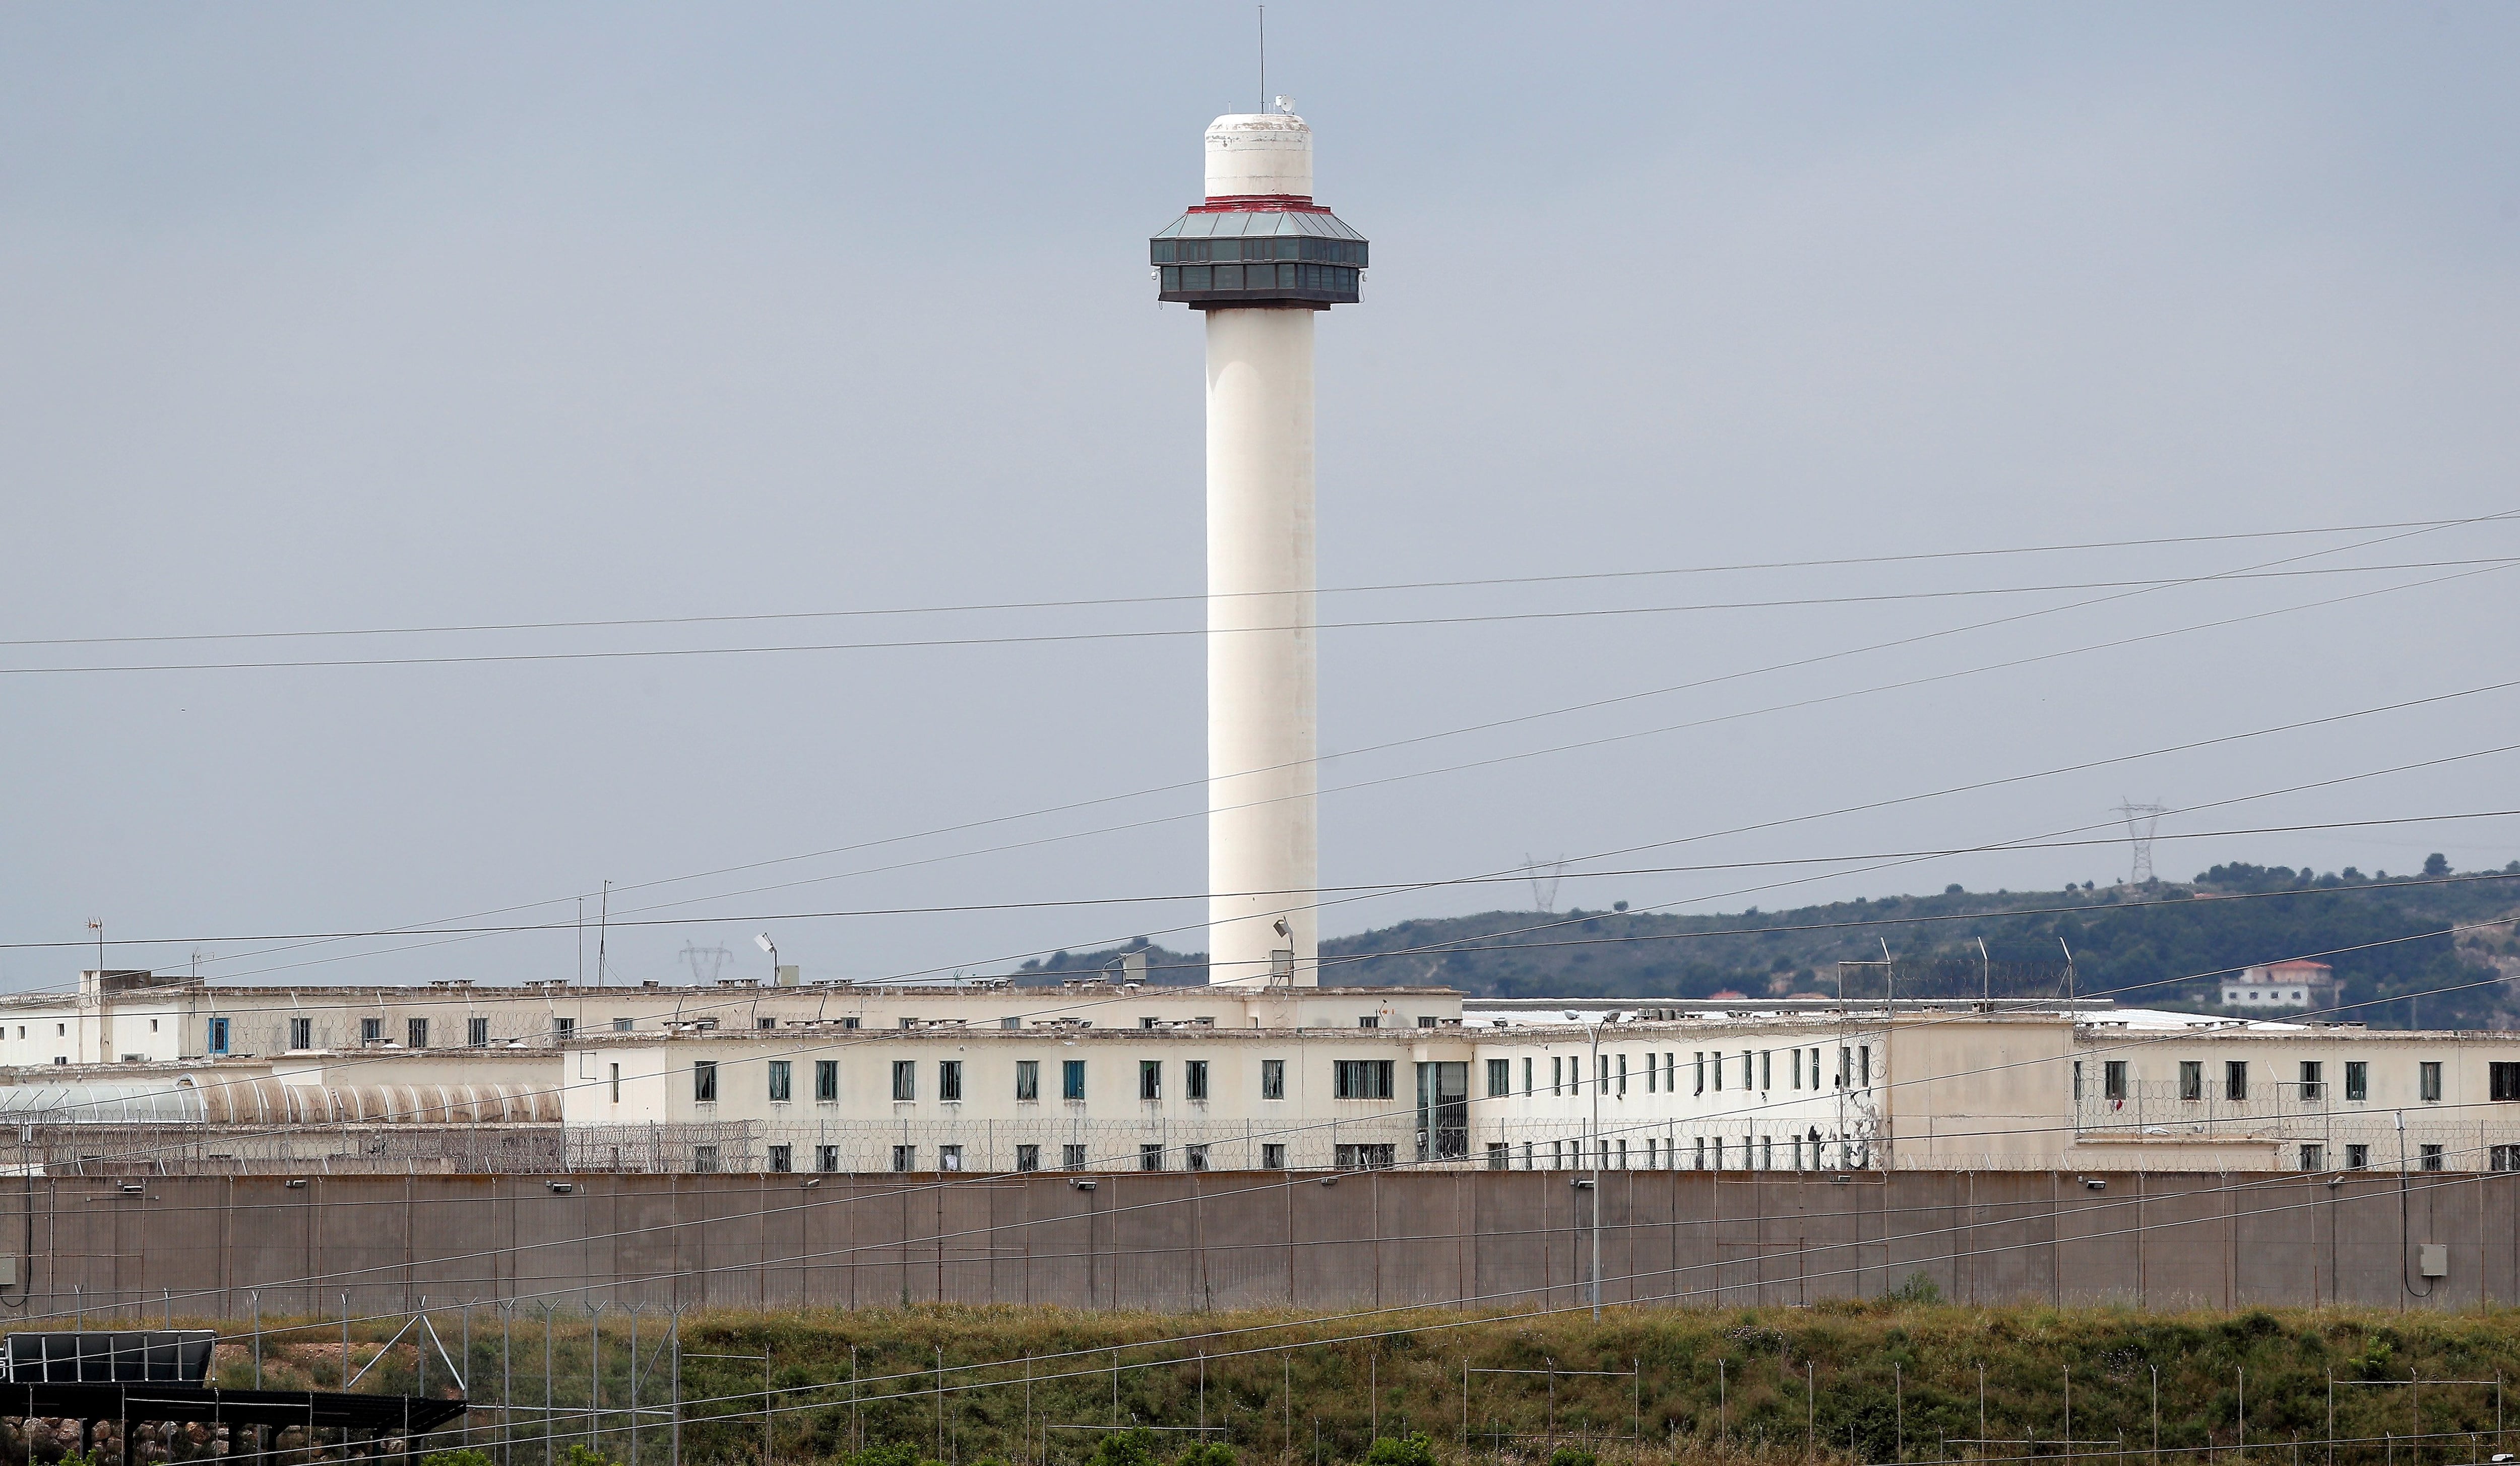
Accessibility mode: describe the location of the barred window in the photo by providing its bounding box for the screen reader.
[1334,1060,1394,1100]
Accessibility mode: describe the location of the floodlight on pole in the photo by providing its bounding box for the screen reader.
[754,932,777,985]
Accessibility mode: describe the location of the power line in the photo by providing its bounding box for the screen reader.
[11,803,2513,952]
[164,566,2520,989]
[136,515,2516,989]
[11,559,2510,675]
[12,516,2508,651]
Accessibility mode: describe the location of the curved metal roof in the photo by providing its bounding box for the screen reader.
[0,1077,560,1125]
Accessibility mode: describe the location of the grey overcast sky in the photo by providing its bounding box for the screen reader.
[4,4,2516,991]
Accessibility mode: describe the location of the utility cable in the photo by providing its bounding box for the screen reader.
[130,508,2518,987]
[12,517,2506,650]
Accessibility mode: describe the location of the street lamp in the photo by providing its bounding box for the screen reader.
[754,932,778,985]
[1566,1009,1604,1319]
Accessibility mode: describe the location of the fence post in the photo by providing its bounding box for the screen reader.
[590,1304,603,1456]
[669,1308,681,1466]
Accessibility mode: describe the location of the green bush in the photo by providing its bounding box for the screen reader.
[1174,1443,1239,1466]
[1546,1446,1596,1466]
[422,1452,498,1466]
[849,1444,939,1466]
[1363,1432,1436,1466]
[1885,1270,1944,1305]
[1089,1427,1163,1466]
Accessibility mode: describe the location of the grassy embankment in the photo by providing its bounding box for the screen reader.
[203,1299,2520,1466]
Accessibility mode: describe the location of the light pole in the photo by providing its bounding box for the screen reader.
[1567,1010,1603,1319]
[754,932,778,985]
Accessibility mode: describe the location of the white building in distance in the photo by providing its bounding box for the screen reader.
[2219,958,2336,1009]
[7,973,2519,1177]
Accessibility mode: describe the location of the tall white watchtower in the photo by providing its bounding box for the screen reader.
[1149,104,1368,986]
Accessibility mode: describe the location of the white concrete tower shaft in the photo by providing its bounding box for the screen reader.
[1150,109,1368,986]
[1206,301,1317,985]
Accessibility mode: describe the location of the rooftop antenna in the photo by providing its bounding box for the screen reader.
[2113,798,2169,884]
[1257,6,1266,111]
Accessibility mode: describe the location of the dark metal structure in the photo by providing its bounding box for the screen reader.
[3,1331,214,1384]
[0,1381,466,1433]
[0,1334,462,1465]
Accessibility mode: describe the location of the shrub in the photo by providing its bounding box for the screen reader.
[1547,1446,1597,1466]
[424,1453,497,1466]
[1885,1271,1943,1306]
[1364,1434,1436,1466]
[849,1445,938,1466]
[1090,1427,1163,1466]
[1175,1443,1239,1466]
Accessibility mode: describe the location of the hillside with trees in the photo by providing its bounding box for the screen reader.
[1010,855,2520,1028]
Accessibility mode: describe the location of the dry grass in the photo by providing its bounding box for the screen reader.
[206,1300,2520,1466]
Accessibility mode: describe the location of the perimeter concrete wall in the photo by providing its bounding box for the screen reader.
[11,1170,2515,1321]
